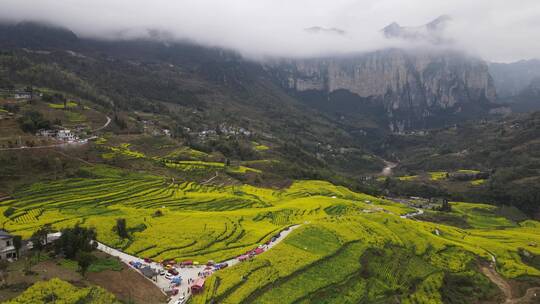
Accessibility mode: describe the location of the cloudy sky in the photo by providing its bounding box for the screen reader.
[1,0,539,62]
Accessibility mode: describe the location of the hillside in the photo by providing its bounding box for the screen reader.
[1,164,539,303]
[0,21,539,304]
[0,23,388,188]
[376,111,540,216]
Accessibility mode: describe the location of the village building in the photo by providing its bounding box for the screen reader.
[56,129,77,142]
[37,129,56,137]
[13,92,32,100]
[0,230,17,260]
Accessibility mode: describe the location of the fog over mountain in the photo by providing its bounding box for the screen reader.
[1,0,540,62]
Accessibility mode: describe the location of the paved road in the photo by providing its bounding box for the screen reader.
[400,208,424,219]
[92,115,111,132]
[380,161,398,177]
[96,225,301,303]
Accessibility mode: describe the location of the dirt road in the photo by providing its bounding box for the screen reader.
[481,265,540,304]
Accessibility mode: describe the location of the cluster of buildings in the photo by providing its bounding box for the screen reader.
[196,124,252,140]
[36,128,87,144]
[0,89,33,100]
[141,120,172,137]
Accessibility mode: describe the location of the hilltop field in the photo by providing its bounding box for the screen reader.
[1,163,539,303]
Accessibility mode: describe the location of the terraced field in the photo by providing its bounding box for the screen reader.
[101,143,261,175]
[1,165,539,303]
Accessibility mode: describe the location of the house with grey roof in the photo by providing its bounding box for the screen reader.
[0,230,17,260]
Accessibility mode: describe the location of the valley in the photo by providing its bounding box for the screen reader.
[0,15,539,304]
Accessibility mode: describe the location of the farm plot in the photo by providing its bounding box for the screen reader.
[1,168,399,263]
[1,166,539,303]
[196,211,537,304]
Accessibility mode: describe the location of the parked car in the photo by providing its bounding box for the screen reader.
[165,273,175,280]
[215,263,228,270]
[168,268,179,275]
[159,269,166,276]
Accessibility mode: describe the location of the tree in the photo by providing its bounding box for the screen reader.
[42,93,53,103]
[113,114,127,130]
[3,207,15,218]
[115,218,128,239]
[17,110,51,133]
[439,198,452,212]
[13,235,22,257]
[76,251,96,277]
[55,225,97,259]
[30,224,53,261]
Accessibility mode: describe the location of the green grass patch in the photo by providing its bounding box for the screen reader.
[457,169,481,174]
[429,171,448,181]
[4,278,119,304]
[88,257,123,272]
[471,179,486,185]
[47,101,78,109]
[398,175,419,181]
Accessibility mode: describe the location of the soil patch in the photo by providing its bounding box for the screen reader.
[87,263,167,304]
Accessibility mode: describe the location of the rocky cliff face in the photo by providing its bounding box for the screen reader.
[272,49,497,132]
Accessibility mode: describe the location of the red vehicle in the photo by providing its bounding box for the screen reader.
[162,259,175,266]
[144,258,152,263]
[238,255,249,262]
[168,268,179,276]
[180,260,193,266]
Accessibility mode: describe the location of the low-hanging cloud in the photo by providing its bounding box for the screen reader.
[1,0,539,62]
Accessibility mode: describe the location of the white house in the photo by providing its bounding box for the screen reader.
[56,129,77,142]
[0,230,17,260]
[13,92,31,100]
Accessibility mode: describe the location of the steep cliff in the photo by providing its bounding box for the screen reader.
[273,49,498,132]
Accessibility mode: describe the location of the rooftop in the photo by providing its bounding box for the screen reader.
[0,230,13,239]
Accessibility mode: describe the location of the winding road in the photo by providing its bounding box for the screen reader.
[380,161,398,177]
[92,115,111,132]
[96,225,301,303]
[395,198,538,304]
[400,208,424,219]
